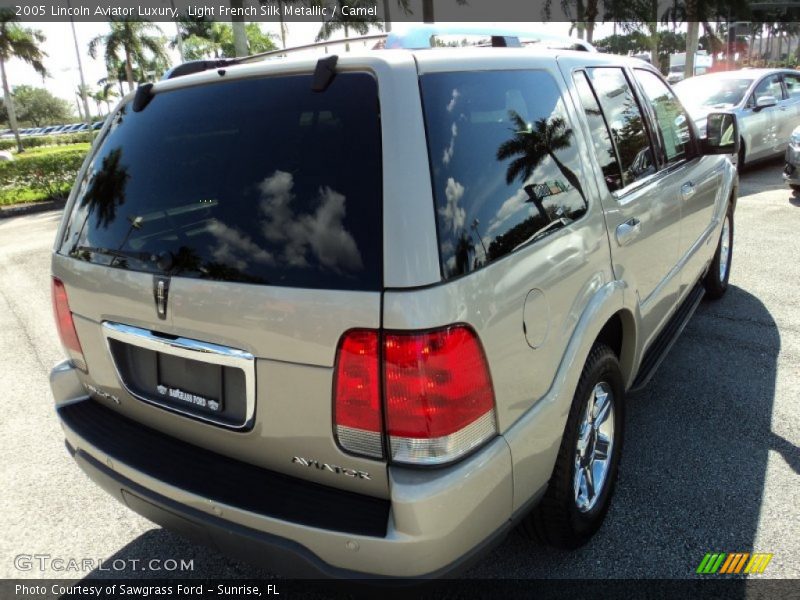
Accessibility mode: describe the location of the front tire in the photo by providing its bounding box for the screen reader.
[704,206,733,300]
[522,344,625,549]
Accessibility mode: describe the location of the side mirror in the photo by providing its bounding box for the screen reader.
[701,112,739,155]
[755,94,777,109]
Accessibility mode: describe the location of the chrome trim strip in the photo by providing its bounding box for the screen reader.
[101,321,256,430]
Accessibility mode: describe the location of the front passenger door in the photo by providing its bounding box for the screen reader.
[633,69,723,289]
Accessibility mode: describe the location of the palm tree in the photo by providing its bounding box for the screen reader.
[0,10,46,153]
[315,0,383,51]
[497,112,584,207]
[95,85,118,114]
[88,20,169,92]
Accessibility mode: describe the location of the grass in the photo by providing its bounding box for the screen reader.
[0,143,88,207]
[15,143,91,157]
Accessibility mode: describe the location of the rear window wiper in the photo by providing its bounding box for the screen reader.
[70,245,155,268]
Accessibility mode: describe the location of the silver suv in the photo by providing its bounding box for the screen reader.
[49,40,738,578]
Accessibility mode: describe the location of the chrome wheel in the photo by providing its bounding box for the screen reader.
[719,216,731,281]
[574,382,615,513]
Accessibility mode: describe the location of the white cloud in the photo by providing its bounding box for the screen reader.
[257,170,363,273]
[487,187,530,235]
[446,88,460,112]
[207,220,274,270]
[442,122,458,165]
[439,177,466,233]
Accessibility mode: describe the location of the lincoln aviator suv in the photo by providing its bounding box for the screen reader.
[50,37,738,578]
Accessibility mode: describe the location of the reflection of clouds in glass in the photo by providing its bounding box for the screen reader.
[446,88,460,112]
[443,122,458,165]
[439,177,466,233]
[487,187,529,235]
[258,170,363,273]
[208,220,274,270]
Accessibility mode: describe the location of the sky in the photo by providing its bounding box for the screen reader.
[4,20,618,108]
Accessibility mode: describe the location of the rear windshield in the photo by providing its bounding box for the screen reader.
[59,73,382,291]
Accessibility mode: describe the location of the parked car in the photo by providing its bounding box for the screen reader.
[674,68,800,169]
[783,125,800,190]
[50,43,738,578]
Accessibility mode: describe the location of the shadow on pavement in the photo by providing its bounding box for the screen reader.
[73,286,780,586]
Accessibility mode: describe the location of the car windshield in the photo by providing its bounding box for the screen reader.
[674,76,753,109]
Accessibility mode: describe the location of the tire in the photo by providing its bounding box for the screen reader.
[737,140,746,173]
[790,184,800,192]
[704,205,734,300]
[522,343,625,549]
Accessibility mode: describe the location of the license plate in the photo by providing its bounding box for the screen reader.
[155,384,223,413]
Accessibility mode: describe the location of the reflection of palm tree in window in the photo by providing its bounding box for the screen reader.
[496,112,585,208]
[80,148,130,229]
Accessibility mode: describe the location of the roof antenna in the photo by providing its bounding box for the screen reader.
[132,83,154,112]
[312,55,338,92]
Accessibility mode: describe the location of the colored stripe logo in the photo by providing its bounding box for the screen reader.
[696,552,773,574]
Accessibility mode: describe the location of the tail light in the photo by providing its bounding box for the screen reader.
[333,325,497,465]
[333,330,383,458]
[51,277,87,372]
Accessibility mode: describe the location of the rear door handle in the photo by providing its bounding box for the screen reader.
[681,182,696,200]
[616,218,642,246]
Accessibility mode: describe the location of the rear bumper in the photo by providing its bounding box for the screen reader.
[51,361,516,579]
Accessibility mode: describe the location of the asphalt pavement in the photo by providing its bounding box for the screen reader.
[0,161,798,581]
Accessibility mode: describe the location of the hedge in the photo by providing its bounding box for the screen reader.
[0,132,94,152]
[0,146,87,205]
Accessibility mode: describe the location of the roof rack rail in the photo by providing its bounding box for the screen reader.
[162,25,594,80]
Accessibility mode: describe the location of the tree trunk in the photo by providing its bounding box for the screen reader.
[229,0,248,57]
[648,24,660,72]
[345,22,350,52]
[278,1,287,48]
[422,0,433,23]
[124,51,135,92]
[383,0,391,32]
[685,22,699,78]
[0,56,23,153]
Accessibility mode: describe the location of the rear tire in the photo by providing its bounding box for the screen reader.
[522,344,625,549]
[704,205,733,300]
[790,184,800,192]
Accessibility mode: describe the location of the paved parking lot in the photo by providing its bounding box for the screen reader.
[0,161,798,580]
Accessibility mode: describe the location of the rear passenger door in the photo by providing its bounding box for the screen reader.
[570,67,682,341]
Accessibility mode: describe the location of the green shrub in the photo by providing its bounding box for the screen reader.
[0,131,94,152]
[0,146,87,205]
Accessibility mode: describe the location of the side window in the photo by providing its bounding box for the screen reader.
[635,69,694,164]
[420,70,589,279]
[573,70,623,192]
[783,73,800,98]
[753,75,784,103]
[587,67,656,188]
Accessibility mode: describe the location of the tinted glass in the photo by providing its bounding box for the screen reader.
[420,70,588,280]
[59,73,382,291]
[588,68,655,188]
[784,73,800,98]
[573,70,623,192]
[635,69,693,164]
